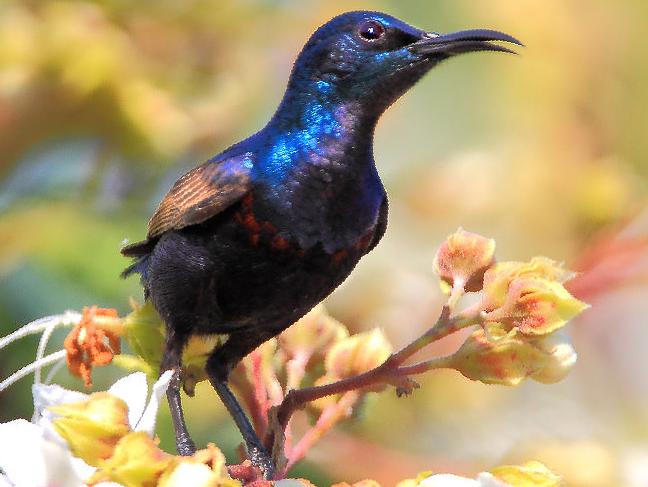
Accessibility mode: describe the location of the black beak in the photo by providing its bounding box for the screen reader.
[409,29,523,57]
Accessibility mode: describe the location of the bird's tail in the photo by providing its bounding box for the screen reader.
[120,239,155,279]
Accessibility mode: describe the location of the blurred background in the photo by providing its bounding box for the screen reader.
[1,0,648,485]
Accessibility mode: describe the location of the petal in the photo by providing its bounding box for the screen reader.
[531,331,578,384]
[108,372,148,429]
[0,419,84,487]
[482,258,574,310]
[88,432,171,486]
[420,472,508,487]
[50,393,130,466]
[33,382,88,419]
[134,369,172,435]
[159,463,221,487]
[490,461,562,486]
[33,382,89,446]
[419,473,481,486]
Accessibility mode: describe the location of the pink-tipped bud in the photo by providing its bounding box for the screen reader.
[433,229,496,294]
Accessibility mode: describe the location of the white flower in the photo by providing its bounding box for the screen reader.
[0,419,85,487]
[0,371,171,487]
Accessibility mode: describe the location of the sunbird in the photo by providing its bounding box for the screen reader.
[122,10,520,477]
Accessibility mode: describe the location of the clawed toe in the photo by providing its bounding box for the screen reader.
[248,444,275,480]
[176,435,197,456]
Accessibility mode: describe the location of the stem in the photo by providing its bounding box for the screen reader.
[267,306,482,447]
[281,391,358,476]
[390,305,453,364]
[447,280,465,312]
[397,355,455,376]
[285,350,310,393]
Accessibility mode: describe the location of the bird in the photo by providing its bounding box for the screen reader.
[121,10,521,477]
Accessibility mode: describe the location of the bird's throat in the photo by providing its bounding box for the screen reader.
[256,83,385,252]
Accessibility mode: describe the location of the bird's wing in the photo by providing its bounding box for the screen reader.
[147,152,254,239]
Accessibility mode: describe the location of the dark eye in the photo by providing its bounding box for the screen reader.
[358,20,385,42]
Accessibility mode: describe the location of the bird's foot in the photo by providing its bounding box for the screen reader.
[175,433,197,456]
[247,444,275,480]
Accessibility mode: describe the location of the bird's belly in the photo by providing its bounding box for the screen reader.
[216,236,361,331]
[146,213,371,338]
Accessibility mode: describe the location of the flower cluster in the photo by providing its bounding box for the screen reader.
[50,302,393,479]
[433,230,586,386]
[0,229,587,485]
[0,372,240,487]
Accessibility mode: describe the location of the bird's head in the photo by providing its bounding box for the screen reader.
[287,11,522,115]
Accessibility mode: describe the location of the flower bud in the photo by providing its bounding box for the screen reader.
[394,470,434,487]
[530,332,578,384]
[490,461,563,486]
[159,463,223,487]
[433,229,496,293]
[189,443,229,478]
[50,392,130,465]
[308,329,392,411]
[324,329,392,381]
[451,325,578,387]
[482,257,575,311]
[88,432,171,487]
[450,327,550,386]
[483,278,588,336]
[278,305,349,364]
[160,444,241,487]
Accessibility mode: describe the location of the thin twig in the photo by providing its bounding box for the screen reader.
[282,391,359,476]
[251,351,270,436]
[285,351,310,393]
[266,307,482,447]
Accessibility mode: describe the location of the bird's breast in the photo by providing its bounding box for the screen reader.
[233,189,379,258]
[255,153,384,253]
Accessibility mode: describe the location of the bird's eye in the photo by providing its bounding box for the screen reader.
[358,20,385,42]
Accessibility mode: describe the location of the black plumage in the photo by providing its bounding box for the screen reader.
[122,10,520,477]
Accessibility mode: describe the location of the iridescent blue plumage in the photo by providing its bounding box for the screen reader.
[120,10,521,477]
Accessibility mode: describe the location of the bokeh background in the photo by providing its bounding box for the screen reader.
[1,1,648,485]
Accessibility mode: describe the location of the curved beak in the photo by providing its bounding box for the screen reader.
[409,29,523,57]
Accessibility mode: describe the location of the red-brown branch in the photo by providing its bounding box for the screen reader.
[265,306,481,451]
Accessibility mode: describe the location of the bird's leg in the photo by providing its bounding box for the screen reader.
[206,332,276,479]
[213,380,274,476]
[160,329,195,456]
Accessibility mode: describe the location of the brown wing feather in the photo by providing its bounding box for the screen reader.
[147,153,253,239]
